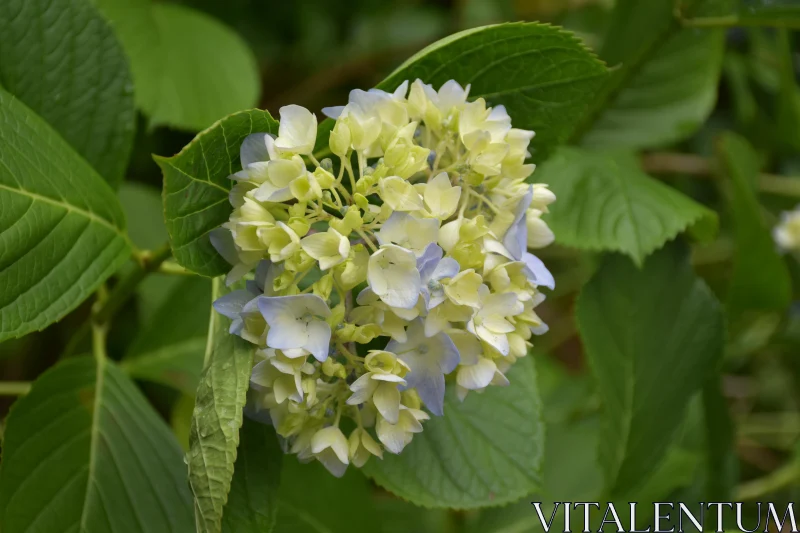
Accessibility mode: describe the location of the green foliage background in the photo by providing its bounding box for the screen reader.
[1,0,800,531]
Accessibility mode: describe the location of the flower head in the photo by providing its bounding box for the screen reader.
[213,78,558,475]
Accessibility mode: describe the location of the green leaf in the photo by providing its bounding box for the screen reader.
[221,419,282,533]
[0,0,135,185]
[0,357,193,531]
[376,22,609,161]
[0,88,131,342]
[118,182,169,251]
[537,147,717,266]
[701,376,738,500]
[157,109,278,276]
[716,132,791,313]
[104,2,260,132]
[189,277,254,533]
[576,243,724,497]
[276,461,381,533]
[122,276,211,394]
[92,0,164,121]
[363,356,544,509]
[577,0,724,148]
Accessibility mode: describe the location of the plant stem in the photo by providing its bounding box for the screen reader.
[0,382,32,396]
[735,460,800,500]
[641,152,800,198]
[94,243,172,325]
[62,243,173,357]
[92,322,108,362]
[158,261,193,276]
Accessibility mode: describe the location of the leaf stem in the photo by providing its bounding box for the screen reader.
[158,260,194,276]
[94,243,173,325]
[0,382,32,396]
[62,243,173,358]
[92,322,108,362]
[735,460,800,500]
[641,152,800,198]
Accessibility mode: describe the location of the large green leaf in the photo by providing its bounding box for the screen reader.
[275,461,381,533]
[363,356,544,509]
[377,22,609,161]
[189,278,254,533]
[156,109,278,276]
[0,0,135,185]
[576,243,724,497]
[0,89,131,342]
[716,132,791,313]
[537,147,717,266]
[221,419,282,533]
[102,2,260,132]
[577,0,724,148]
[0,357,193,532]
[92,0,164,122]
[122,276,211,394]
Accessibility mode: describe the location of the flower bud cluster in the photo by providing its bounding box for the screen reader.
[211,80,556,477]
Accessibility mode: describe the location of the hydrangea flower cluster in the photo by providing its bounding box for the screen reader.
[210,80,556,477]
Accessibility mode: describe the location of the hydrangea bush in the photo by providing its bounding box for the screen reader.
[210,80,556,476]
[5,1,800,530]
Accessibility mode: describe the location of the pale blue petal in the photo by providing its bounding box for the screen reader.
[522,252,555,290]
[389,319,460,416]
[322,106,345,119]
[229,317,244,336]
[502,186,533,260]
[257,295,296,323]
[304,321,332,362]
[209,227,239,266]
[213,290,253,319]
[412,372,446,416]
[254,260,272,292]
[240,133,270,167]
[435,331,461,375]
[432,257,459,281]
[417,243,443,282]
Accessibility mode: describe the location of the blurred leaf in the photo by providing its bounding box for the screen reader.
[702,376,738,500]
[538,147,718,266]
[118,182,169,250]
[221,419,282,533]
[576,243,724,497]
[578,0,724,149]
[189,278,254,533]
[776,29,800,152]
[716,132,791,313]
[377,22,609,161]
[683,0,800,27]
[122,276,211,394]
[276,460,381,533]
[150,4,261,131]
[92,0,163,119]
[156,109,278,277]
[0,0,135,185]
[724,53,758,125]
[363,357,544,509]
[0,89,131,342]
[0,357,193,531]
[95,0,261,132]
